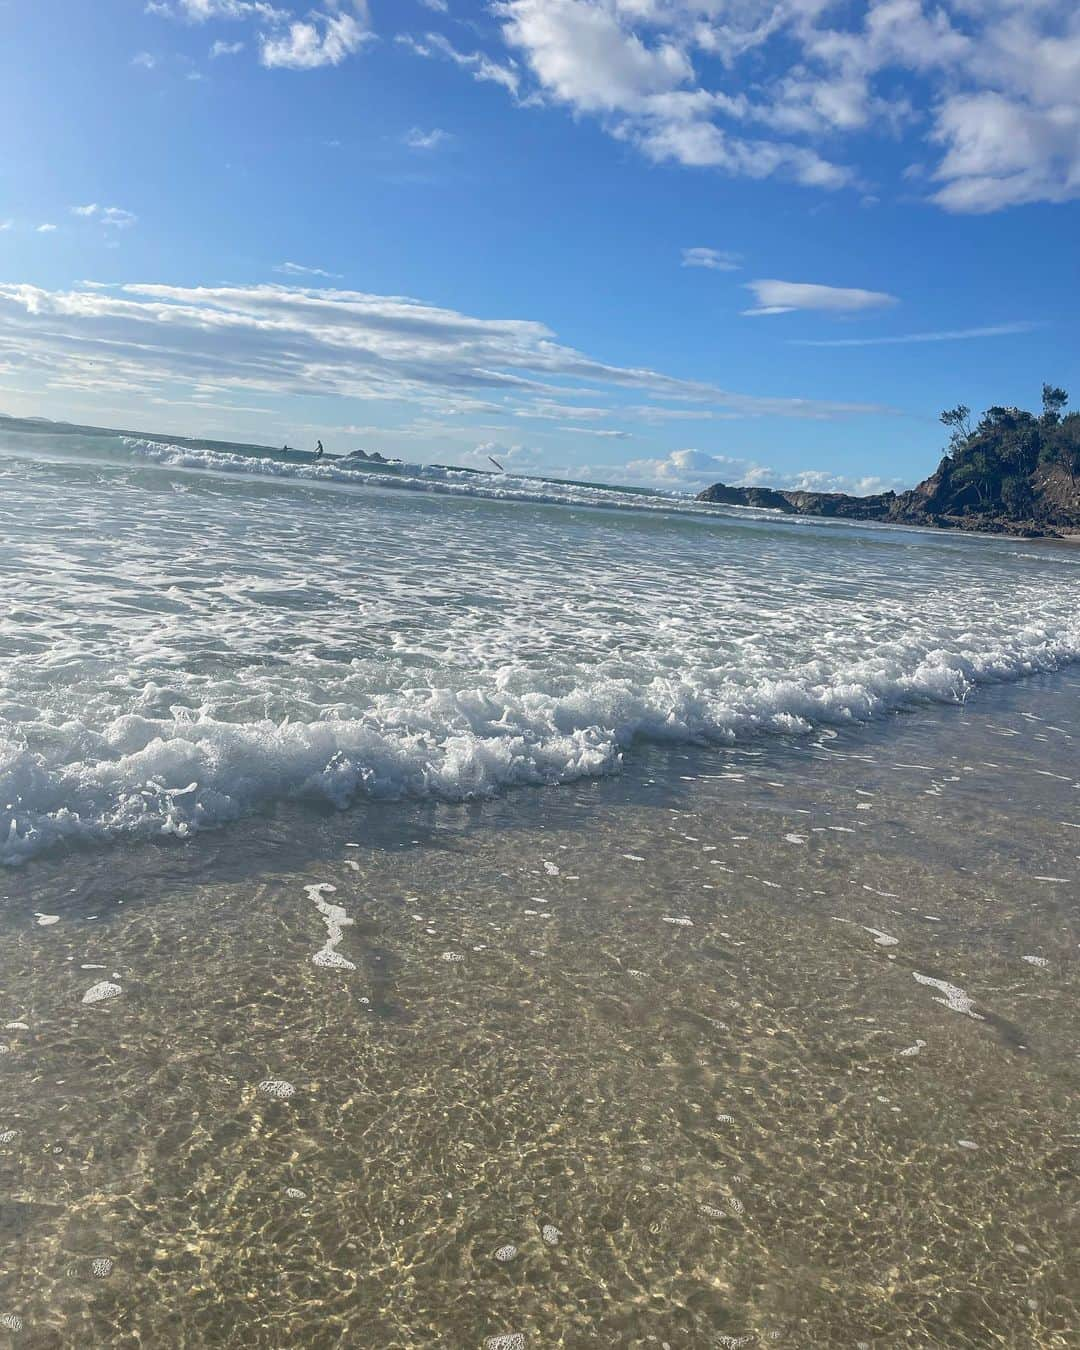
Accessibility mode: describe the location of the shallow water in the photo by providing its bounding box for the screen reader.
[2,671,1077,1347]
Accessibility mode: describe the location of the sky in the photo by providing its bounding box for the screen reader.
[0,0,1077,494]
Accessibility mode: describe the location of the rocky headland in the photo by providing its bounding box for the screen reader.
[698,387,1080,538]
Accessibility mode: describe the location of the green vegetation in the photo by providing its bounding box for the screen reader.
[699,385,1080,537]
[930,385,1079,523]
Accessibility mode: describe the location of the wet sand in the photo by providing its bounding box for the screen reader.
[2,674,1078,1347]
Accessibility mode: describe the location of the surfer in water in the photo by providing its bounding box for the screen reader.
[313,440,325,461]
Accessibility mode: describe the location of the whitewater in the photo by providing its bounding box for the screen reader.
[2,422,1079,866]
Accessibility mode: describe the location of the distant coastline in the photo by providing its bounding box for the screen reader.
[5,395,1079,538]
[698,387,1080,539]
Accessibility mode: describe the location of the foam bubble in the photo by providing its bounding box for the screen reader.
[912,972,983,1019]
[257,1079,295,1100]
[305,883,356,972]
[81,982,121,1006]
[832,918,899,947]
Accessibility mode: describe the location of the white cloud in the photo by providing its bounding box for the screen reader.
[791,322,1040,347]
[450,442,543,470]
[371,0,1079,211]
[102,207,138,229]
[498,0,692,114]
[0,277,891,424]
[515,399,613,421]
[36,224,57,233]
[211,39,245,57]
[273,261,343,278]
[405,127,451,150]
[70,204,138,229]
[132,51,158,69]
[930,91,1080,212]
[420,0,449,11]
[743,279,898,316]
[398,33,520,95]
[681,246,741,271]
[167,0,285,19]
[260,3,373,70]
[621,448,908,494]
[490,0,853,188]
[623,448,771,491]
[785,469,907,494]
[0,220,12,232]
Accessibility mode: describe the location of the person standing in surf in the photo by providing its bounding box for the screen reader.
[313,440,324,461]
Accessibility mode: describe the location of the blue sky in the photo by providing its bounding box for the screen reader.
[0,0,1077,492]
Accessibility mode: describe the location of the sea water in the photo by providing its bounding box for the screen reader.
[2,422,1078,866]
[1,423,1078,1346]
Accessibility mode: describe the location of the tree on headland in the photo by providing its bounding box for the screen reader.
[933,384,1077,511]
[939,404,972,452]
[1041,383,1068,425]
[699,382,1080,533]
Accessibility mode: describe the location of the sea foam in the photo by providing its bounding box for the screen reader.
[1,426,1079,865]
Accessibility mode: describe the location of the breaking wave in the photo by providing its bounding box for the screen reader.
[2,421,1079,864]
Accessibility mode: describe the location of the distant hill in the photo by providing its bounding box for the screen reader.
[697,386,1080,538]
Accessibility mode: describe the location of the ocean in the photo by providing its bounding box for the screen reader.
[1,422,1078,1346]
[2,422,1079,865]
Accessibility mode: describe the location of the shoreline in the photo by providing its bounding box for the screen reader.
[3,664,1078,1345]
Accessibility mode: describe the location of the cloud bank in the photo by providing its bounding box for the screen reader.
[392,0,1080,212]
[0,278,893,427]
